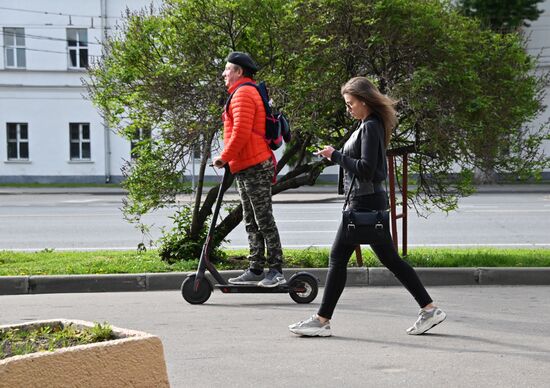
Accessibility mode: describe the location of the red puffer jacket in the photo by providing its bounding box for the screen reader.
[221,77,272,173]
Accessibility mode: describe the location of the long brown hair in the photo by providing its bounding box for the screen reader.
[341,77,397,147]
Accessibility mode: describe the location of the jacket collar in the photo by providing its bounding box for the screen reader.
[228,77,256,94]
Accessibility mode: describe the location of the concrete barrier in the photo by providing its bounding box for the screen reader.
[478,267,550,285]
[29,274,147,294]
[0,276,29,295]
[0,319,170,387]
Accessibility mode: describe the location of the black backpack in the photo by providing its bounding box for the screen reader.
[225,81,291,150]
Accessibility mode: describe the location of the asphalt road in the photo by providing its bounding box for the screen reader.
[1,286,549,387]
[0,191,548,251]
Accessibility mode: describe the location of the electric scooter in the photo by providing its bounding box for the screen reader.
[181,165,319,305]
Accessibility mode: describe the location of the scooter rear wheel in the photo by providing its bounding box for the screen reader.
[288,274,318,304]
[181,274,212,304]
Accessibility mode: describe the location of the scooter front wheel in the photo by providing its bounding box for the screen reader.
[181,274,212,304]
[288,274,318,304]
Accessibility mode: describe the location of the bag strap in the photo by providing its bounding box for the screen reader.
[342,123,386,210]
[224,82,257,113]
[224,82,266,139]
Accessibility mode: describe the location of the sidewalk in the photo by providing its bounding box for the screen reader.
[1,267,549,295]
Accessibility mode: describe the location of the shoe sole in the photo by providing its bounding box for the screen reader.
[289,327,332,337]
[228,280,264,285]
[258,279,287,288]
[408,312,447,335]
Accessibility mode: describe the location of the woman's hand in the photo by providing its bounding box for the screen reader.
[314,146,336,160]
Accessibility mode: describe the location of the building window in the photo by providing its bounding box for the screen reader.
[67,28,88,68]
[70,123,91,160]
[130,128,152,159]
[6,123,29,160]
[3,27,26,68]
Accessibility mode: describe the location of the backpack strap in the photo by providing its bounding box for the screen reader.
[224,82,257,113]
[224,81,278,183]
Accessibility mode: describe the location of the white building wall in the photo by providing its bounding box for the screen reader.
[524,0,550,177]
[0,0,157,183]
[0,0,548,183]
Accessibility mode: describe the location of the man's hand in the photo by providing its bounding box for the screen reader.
[314,146,336,160]
[212,157,227,168]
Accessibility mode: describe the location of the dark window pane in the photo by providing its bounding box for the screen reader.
[82,124,90,139]
[78,30,87,46]
[70,143,80,159]
[20,124,28,139]
[70,125,79,140]
[6,49,14,67]
[82,143,91,159]
[19,142,29,159]
[80,49,88,68]
[15,29,25,45]
[3,29,15,45]
[7,125,17,140]
[16,48,25,67]
[69,50,77,67]
[67,29,76,46]
[7,142,17,159]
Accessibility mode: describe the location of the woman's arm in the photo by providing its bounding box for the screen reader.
[331,121,381,180]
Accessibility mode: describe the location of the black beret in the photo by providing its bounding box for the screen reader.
[226,51,259,73]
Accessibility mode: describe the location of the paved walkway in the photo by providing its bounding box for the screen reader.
[1,286,549,387]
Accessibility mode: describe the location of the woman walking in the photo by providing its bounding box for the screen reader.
[289,77,446,337]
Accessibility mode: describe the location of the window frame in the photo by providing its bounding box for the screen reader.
[69,123,91,161]
[6,123,29,161]
[3,27,26,68]
[66,28,88,69]
[130,127,152,160]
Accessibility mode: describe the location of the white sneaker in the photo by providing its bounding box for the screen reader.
[407,307,446,335]
[289,315,332,337]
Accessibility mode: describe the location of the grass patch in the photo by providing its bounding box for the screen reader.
[0,322,114,360]
[1,247,550,276]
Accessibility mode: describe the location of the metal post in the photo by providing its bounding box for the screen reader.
[402,153,408,256]
[354,246,363,267]
[387,155,399,250]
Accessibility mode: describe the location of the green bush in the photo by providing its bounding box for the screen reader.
[158,205,226,264]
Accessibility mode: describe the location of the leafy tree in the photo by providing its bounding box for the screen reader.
[457,0,544,32]
[86,0,549,262]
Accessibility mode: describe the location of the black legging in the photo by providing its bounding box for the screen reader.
[318,192,433,320]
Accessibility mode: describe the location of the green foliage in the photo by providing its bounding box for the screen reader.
[157,205,226,264]
[0,322,114,360]
[87,0,550,259]
[457,0,544,32]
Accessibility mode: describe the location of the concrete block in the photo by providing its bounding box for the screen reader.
[368,268,401,286]
[0,319,170,387]
[0,276,29,295]
[478,268,550,285]
[29,274,147,294]
[146,273,188,290]
[415,268,479,286]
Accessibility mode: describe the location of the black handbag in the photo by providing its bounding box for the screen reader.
[342,175,390,245]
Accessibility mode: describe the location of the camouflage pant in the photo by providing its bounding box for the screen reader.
[235,159,283,271]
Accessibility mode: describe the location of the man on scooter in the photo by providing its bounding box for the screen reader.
[212,51,285,288]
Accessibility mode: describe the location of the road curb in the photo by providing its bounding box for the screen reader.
[1,267,549,295]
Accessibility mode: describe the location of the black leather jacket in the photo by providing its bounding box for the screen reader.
[332,114,387,198]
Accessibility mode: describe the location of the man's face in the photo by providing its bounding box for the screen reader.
[222,62,243,88]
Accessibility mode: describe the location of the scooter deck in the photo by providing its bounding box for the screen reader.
[214,283,289,294]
